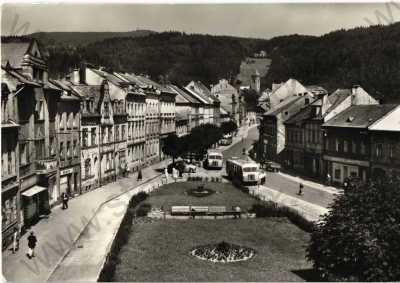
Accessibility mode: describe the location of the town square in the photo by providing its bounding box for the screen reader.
[1,2,400,282]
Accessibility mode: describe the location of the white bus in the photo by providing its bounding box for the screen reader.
[204,150,223,170]
[226,157,266,186]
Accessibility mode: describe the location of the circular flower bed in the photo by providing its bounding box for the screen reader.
[191,241,255,263]
[187,185,216,197]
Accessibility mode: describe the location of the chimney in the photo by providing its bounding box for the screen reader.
[79,63,86,84]
[352,85,360,95]
[72,69,79,84]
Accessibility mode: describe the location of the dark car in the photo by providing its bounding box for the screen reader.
[167,160,196,174]
[343,176,363,189]
[264,161,281,172]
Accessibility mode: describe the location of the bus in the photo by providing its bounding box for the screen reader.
[226,157,266,186]
[219,134,233,145]
[204,150,223,170]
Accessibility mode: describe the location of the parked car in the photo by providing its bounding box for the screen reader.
[343,176,362,189]
[167,160,196,174]
[264,161,281,172]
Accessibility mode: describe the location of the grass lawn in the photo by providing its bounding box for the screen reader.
[113,182,313,282]
[143,181,261,212]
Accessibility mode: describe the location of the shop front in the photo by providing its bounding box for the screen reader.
[21,185,50,228]
[59,166,80,197]
[2,183,19,250]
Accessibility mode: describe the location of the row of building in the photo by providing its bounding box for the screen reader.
[258,78,400,185]
[1,37,249,248]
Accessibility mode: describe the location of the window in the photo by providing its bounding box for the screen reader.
[82,129,88,147]
[20,143,27,165]
[91,128,96,146]
[106,154,111,170]
[335,138,340,152]
[376,144,383,158]
[115,126,120,142]
[35,140,44,160]
[73,140,77,157]
[60,142,64,160]
[66,141,71,158]
[344,140,348,153]
[102,127,107,144]
[7,151,12,175]
[361,141,366,155]
[108,127,112,143]
[73,113,77,128]
[104,102,110,117]
[352,141,357,154]
[122,125,125,140]
[390,144,395,159]
[86,101,90,112]
[37,100,45,120]
[85,158,91,178]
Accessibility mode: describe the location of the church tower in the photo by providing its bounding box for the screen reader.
[251,69,261,93]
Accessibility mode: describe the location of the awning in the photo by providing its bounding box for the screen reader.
[22,185,47,197]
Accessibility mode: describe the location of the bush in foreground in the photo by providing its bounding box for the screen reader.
[307,174,400,281]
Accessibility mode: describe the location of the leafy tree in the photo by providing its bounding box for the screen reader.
[307,173,400,281]
[162,133,181,163]
[220,120,238,135]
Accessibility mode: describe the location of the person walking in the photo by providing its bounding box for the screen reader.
[298,183,304,196]
[26,231,37,259]
[326,173,331,186]
[137,168,143,181]
[62,192,69,209]
[12,227,19,254]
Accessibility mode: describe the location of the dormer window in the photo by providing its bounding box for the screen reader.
[347,116,354,122]
[284,111,289,116]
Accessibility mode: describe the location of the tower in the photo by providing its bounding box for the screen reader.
[251,69,260,93]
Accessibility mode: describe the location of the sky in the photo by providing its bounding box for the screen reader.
[2,2,399,39]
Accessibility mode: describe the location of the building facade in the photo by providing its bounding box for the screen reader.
[322,104,397,185]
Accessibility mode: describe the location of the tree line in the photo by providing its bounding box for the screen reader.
[162,120,238,164]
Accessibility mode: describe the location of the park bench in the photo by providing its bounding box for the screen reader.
[171,206,191,216]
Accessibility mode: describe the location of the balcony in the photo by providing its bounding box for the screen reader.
[36,158,58,174]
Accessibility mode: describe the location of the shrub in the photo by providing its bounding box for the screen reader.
[136,203,152,217]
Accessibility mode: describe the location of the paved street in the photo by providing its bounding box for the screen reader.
[220,126,338,209]
[1,159,170,282]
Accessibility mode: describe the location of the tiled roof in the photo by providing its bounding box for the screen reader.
[184,86,212,105]
[322,104,398,129]
[284,104,314,125]
[369,105,400,131]
[264,95,304,117]
[90,68,125,87]
[167,84,200,104]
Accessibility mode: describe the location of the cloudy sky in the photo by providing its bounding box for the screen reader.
[2,2,398,38]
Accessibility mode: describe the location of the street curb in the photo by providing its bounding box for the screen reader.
[45,173,163,282]
[45,125,254,281]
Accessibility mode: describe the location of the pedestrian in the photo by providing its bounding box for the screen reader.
[298,183,304,196]
[137,168,143,181]
[326,173,331,186]
[62,192,69,209]
[26,231,37,259]
[164,167,169,184]
[12,227,19,254]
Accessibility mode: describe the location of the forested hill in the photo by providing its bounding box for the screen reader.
[259,22,400,102]
[36,22,400,102]
[44,32,266,85]
[29,30,156,47]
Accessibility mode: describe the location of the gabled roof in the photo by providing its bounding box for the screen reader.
[184,86,212,105]
[322,104,398,129]
[368,105,400,132]
[135,75,174,94]
[1,66,41,87]
[167,84,200,104]
[264,95,305,117]
[49,79,81,100]
[1,41,31,68]
[90,68,125,87]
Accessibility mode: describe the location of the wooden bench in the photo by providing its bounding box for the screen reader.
[171,206,191,215]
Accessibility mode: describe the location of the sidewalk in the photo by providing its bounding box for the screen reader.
[1,158,170,283]
[277,171,341,195]
[251,186,329,223]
